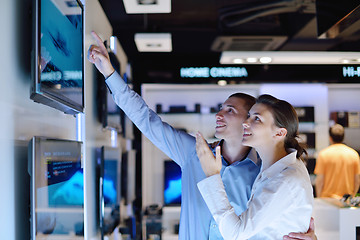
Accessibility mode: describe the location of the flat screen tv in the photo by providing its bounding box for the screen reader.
[96,146,121,238]
[97,47,123,131]
[31,0,84,114]
[164,160,182,206]
[28,136,84,239]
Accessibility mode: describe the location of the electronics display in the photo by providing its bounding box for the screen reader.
[28,136,84,239]
[97,49,122,130]
[163,160,182,206]
[96,146,121,239]
[294,106,315,122]
[31,0,84,114]
[121,150,136,205]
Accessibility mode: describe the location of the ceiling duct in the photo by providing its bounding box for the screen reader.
[211,36,288,52]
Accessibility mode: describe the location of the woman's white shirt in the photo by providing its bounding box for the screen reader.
[197,150,314,240]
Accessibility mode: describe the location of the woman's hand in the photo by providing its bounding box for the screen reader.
[195,132,222,177]
[87,31,115,78]
[283,217,317,240]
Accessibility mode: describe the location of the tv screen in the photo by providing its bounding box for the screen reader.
[28,136,84,239]
[96,146,121,238]
[164,160,182,206]
[31,0,84,114]
[97,50,122,131]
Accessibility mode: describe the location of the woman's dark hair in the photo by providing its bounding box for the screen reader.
[256,94,307,160]
[228,93,256,112]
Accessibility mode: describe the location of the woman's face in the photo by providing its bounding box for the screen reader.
[242,103,281,148]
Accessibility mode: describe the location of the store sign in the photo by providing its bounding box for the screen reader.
[343,66,360,77]
[180,67,248,78]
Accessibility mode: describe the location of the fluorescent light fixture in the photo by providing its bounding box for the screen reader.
[134,33,172,52]
[220,51,360,64]
[122,0,171,13]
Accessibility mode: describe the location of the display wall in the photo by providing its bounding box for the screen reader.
[0,1,128,240]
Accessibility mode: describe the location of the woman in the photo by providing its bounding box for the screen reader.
[196,94,314,240]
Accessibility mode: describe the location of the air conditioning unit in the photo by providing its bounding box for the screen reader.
[211,36,288,52]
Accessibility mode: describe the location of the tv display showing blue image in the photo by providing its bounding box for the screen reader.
[103,159,118,205]
[29,136,84,238]
[31,0,84,114]
[40,0,83,103]
[164,160,182,206]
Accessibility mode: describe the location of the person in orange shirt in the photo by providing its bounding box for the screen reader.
[315,124,360,198]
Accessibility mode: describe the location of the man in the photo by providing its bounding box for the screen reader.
[88,31,316,240]
[315,124,360,198]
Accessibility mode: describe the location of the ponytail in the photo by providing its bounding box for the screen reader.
[285,135,308,161]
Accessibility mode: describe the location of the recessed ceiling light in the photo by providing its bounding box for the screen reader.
[246,57,257,63]
[259,57,272,64]
[233,58,244,64]
[138,0,157,5]
[123,0,171,13]
[217,80,227,86]
[134,33,172,52]
[342,59,350,63]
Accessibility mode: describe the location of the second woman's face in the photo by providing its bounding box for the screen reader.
[242,103,280,148]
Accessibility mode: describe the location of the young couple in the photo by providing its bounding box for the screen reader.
[88,31,316,240]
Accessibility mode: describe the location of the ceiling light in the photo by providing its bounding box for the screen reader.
[233,58,244,64]
[134,33,172,52]
[246,57,257,63]
[259,57,272,64]
[220,51,360,64]
[138,0,157,5]
[217,80,227,86]
[123,0,171,13]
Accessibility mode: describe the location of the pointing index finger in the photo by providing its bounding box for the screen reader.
[91,31,107,53]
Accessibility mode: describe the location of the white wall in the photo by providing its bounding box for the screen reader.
[0,1,125,239]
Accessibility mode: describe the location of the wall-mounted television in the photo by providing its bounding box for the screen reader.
[163,160,182,206]
[96,146,121,238]
[31,0,84,115]
[97,46,123,131]
[28,136,84,239]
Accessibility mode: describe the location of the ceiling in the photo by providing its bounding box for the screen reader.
[98,0,360,84]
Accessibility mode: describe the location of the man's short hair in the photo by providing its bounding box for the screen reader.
[329,124,345,143]
[228,93,256,111]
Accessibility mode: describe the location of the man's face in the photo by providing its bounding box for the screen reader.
[215,97,249,142]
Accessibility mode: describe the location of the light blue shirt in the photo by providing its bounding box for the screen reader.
[106,71,261,240]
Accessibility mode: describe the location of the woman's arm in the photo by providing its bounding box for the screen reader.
[195,133,312,239]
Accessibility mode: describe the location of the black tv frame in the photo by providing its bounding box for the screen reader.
[28,136,84,239]
[96,44,123,131]
[31,0,84,115]
[97,146,122,239]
